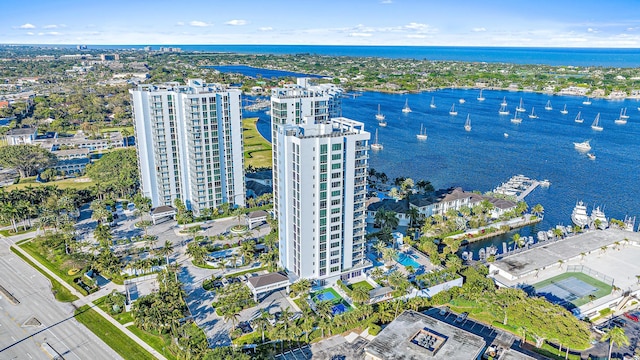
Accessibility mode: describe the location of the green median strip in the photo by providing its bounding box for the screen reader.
[10,246,79,302]
[74,304,156,360]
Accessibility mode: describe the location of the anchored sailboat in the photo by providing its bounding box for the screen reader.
[464,114,471,132]
[591,113,603,131]
[402,99,412,113]
[516,98,526,113]
[375,104,385,121]
[544,100,552,111]
[511,109,522,124]
[430,96,436,109]
[498,104,510,115]
[574,111,584,123]
[416,124,428,140]
[560,104,568,115]
[528,107,538,119]
[449,104,458,116]
[477,89,485,101]
[371,129,383,150]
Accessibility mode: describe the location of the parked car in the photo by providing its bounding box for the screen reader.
[612,318,627,327]
[624,312,639,322]
[236,321,253,334]
[439,306,450,316]
[455,312,469,323]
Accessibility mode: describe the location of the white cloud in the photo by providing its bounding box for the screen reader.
[225,19,248,26]
[46,31,62,36]
[349,32,372,37]
[189,20,211,27]
[19,23,36,29]
[407,34,427,39]
[380,0,393,3]
[259,27,273,31]
[44,24,58,29]
[26,32,34,36]
[472,27,486,32]
[404,22,436,34]
[176,21,185,26]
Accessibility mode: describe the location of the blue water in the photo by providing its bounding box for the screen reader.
[249,89,640,254]
[397,253,421,268]
[205,65,322,79]
[49,44,640,67]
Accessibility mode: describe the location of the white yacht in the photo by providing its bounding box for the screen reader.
[574,111,584,123]
[371,129,383,150]
[459,98,466,104]
[528,107,538,119]
[449,104,458,116]
[378,118,387,127]
[587,152,596,160]
[590,206,608,229]
[571,201,590,228]
[430,96,436,109]
[591,113,603,131]
[375,104,385,121]
[516,98,526,113]
[416,124,428,140]
[477,89,485,102]
[498,104,510,115]
[573,140,591,151]
[560,104,568,115]
[583,97,592,105]
[464,114,471,132]
[402,99,412,113]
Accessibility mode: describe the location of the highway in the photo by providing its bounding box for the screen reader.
[0,237,122,360]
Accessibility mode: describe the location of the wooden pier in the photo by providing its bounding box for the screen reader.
[516,180,539,201]
[493,175,546,201]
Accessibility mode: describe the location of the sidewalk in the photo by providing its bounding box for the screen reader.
[9,240,167,360]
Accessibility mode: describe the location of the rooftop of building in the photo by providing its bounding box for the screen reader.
[247,272,289,289]
[247,210,269,219]
[484,196,517,209]
[367,198,411,214]
[6,127,37,136]
[150,205,176,215]
[364,310,485,360]
[491,228,640,280]
[52,148,90,156]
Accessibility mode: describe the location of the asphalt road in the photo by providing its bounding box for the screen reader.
[0,237,122,360]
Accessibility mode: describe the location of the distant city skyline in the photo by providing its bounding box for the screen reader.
[3,0,640,48]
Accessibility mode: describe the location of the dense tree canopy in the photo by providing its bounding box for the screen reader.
[0,145,57,177]
[85,148,139,197]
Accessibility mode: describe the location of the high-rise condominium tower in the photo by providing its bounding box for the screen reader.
[130,79,245,214]
[276,117,370,283]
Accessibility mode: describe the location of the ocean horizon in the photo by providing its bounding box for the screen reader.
[12,44,640,67]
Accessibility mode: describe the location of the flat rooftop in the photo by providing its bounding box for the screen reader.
[364,310,485,360]
[491,229,640,279]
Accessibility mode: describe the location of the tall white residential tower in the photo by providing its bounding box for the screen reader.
[130,79,245,214]
[270,78,342,221]
[276,117,370,283]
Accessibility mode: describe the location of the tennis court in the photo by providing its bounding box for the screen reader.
[533,272,612,308]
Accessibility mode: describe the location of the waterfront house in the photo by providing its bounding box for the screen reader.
[409,187,483,218]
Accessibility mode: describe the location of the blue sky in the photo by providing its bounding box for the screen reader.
[3,0,640,47]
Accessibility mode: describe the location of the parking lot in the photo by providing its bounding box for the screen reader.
[591,311,640,359]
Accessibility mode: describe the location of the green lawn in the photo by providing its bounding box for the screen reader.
[19,241,89,295]
[5,176,96,191]
[348,280,374,292]
[127,326,178,360]
[96,296,135,324]
[10,246,79,302]
[242,117,272,169]
[74,304,155,360]
[532,272,612,307]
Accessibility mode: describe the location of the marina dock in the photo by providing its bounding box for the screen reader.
[493,175,547,201]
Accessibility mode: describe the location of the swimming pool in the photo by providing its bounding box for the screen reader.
[397,253,420,268]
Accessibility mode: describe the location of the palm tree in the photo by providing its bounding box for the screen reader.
[351,286,370,305]
[382,247,398,265]
[300,317,314,343]
[315,300,333,321]
[223,310,241,328]
[253,311,270,343]
[157,240,173,266]
[291,278,311,298]
[279,307,294,330]
[511,233,525,249]
[601,326,630,360]
[552,228,564,239]
[407,206,421,229]
[532,204,544,218]
[373,241,387,260]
